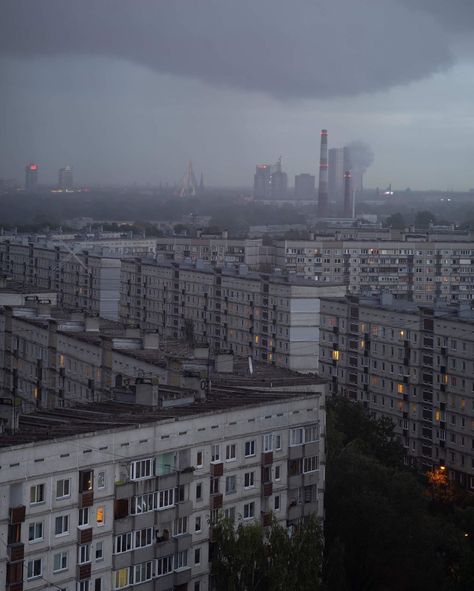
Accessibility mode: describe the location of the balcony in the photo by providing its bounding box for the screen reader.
[210,493,223,510]
[263,482,273,497]
[210,462,224,477]
[79,527,93,544]
[8,543,24,562]
[79,491,94,508]
[262,512,272,527]
[9,506,25,524]
[262,452,273,466]
[77,563,91,580]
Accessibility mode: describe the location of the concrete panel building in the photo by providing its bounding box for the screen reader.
[0,377,326,591]
[319,294,474,489]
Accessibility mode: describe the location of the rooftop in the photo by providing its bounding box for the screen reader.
[0,381,324,449]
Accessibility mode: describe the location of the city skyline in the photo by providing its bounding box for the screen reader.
[1,2,474,189]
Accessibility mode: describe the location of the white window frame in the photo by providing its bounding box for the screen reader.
[211,444,220,463]
[130,458,153,481]
[243,502,255,520]
[225,475,236,495]
[97,471,106,489]
[78,544,91,565]
[225,443,236,461]
[78,507,89,527]
[30,483,45,505]
[26,558,42,580]
[290,428,304,446]
[263,433,273,452]
[244,440,255,457]
[28,521,44,543]
[96,540,104,561]
[244,472,255,489]
[54,514,70,536]
[53,551,68,573]
[303,456,318,473]
[56,478,71,499]
[173,516,188,536]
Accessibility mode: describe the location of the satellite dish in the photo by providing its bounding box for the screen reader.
[248,356,254,375]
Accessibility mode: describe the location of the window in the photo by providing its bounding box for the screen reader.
[55,514,69,536]
[95,578,102,591]
[196,482,203,501]
[244,440,255,457]
[303,456,318,473]
[79,544,91,564]
[304,425,319,443]
[244,472,255,488]
[53,552,68,573]
[79,581,91,591]
[27,559,42,580]
[95,541,104,561]
[156,555,173,577]
[28,521,43,542]
[30,483,45,504]
[113,568,129,589]
[290,428,303,446]
[157,487,175,509]
[96,506,105,526]
[275,433,282,450]
[114,532,132,554]
[211,444,220,462]
[274,495,281,511]
[224,506,236,522]
[225,475,236,494]
[97,471,105,489]
[174,517,188,536]
[243,502,255,519]
[196,451,203,467]
[274,465,281,481]
[175,550,188,569]
[135,528,152,548]
[210,477,219,494]
[130,458,153,480]
[194,583,201,591]
[131,562,153,584]
[56,478,70,499]
[263,433,273,452]
[195,516,202,532]
[225,444,236,461]
[79,470,93,492]
[194,547,201,565]
[79,507,89,527]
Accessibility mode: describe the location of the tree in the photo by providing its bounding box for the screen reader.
[415,210,436,229]
[383,212,406,229]
[211,515,323,591]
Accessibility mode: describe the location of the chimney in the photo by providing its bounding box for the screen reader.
[143,332,160,349]
[317,129,329,217]
[85,316,100,332]
[344,171,352,218]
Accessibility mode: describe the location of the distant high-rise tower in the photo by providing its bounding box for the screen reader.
[25,163,39,192]
[270,157,287,200]
[329,147,351,204]
[294,173,315,200]
[344,171,353,218]
[58,165,73,190]
[254,164,272,199]
[317,130,329,217]
[199,172,204,194]
[178,161,199,197]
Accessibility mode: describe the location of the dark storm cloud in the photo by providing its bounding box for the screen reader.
[397,0,474,32]
[0,0,455,99]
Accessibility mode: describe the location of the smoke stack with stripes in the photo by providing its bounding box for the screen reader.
[344,170,352,218]
[318,129,329,217]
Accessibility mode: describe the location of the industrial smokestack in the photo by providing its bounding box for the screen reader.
[344,170,352,218]
[318,129,329,217]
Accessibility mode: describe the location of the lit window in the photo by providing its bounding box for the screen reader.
[96,506,105,526]
[397,384,405,394]
[332,350,340,361]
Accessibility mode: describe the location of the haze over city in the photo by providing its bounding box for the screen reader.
[2,0,474,189]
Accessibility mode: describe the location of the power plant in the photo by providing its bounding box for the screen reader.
[344,170,353,218]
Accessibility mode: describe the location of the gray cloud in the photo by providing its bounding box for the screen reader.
[1,0,455,99]
[397,0,474,32]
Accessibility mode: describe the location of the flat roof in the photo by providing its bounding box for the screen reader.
[0,384,322,449]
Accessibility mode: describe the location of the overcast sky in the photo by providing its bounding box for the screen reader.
[1,0,474,189]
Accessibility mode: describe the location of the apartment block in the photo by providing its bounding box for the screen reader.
[0,378,326,591]
[319,294,474,489]
[120,260,346,373]
[155,234,273,270]
[0,241,121,319]
[275,237,474,303]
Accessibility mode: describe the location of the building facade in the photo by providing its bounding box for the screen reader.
[0,242,121,319]
[319,294,474,489]
[0,381,326,591]
[120,261,346,373]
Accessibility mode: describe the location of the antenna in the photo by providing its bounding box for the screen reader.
[248,356,254,375]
